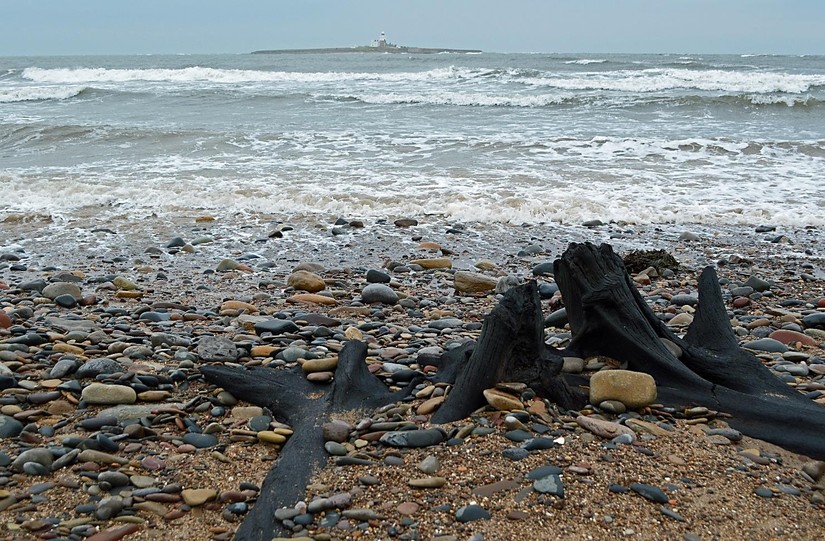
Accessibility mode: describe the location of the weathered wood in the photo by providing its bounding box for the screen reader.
[201,340,398,541]
[432,281,581,424]
[555,242,825,460]
[201,241,825,539]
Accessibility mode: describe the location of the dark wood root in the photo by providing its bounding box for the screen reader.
[555,242,825,460]
[199,240,825,539]
[431,281,582,424]
[200,340,400,541]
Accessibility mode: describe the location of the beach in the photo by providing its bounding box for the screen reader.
[1,51,825,540]
[1,215,824,540]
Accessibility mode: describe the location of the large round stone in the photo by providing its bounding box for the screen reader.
[287,270,326,293]
[81,383,137,405]
[453,271,497,294]
[361,284,398,305]
[42,282,82,301]
[589,370,657,409]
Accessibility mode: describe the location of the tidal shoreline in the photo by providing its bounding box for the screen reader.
[1,216,824,540]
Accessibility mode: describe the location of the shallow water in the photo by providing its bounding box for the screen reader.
[1,52,824,234]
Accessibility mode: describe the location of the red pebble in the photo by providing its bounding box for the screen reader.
[0,311,11,329]
[732,297,750,308]
[817,298,825,308]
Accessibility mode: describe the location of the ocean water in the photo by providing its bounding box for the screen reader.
[1,52,824,227]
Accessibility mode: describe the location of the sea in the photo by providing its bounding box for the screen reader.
[1,52,824,229]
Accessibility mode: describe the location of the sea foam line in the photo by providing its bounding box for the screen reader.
[0,86,86,103]
[21,66,489,85]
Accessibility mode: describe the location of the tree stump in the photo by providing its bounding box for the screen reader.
[201,241,825,539]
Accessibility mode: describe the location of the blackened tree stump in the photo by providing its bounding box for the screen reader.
[201,241,825,540]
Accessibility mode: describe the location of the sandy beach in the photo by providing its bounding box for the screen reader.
[1,215,824,540]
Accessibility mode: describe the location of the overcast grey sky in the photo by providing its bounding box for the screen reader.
[2,0,823,56]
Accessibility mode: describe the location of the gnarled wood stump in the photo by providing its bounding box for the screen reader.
[201,241,825,540]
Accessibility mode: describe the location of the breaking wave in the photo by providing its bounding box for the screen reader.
[21,66,491,84]
[0,85,87,103]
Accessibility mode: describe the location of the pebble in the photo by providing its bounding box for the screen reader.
[455,504,491,522]
[81,383,137,405]
[589,370,657,409]
[182,488,218,506]
[576,415,637,441]
[533,474,564,497]
[182,433,218,448]
[379,428,447,447]
[630,483,669,503]
[360,283,399,305]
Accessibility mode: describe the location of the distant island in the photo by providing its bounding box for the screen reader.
[252,32,482,55]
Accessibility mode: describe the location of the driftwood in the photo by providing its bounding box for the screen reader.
[201,241,825,540]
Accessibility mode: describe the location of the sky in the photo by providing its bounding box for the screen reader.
[1,0,823,56]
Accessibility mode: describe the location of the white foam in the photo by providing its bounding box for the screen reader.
[521,68,825,94]
[0,85,86,103]
[3,132,823,228]
[327,92,571,107]
[564,59,607,65]
[21,66,488,85]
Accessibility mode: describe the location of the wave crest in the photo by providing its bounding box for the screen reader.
[0,85,86,103]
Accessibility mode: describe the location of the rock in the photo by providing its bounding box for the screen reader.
[380,428,446,448]
[394,218,418,227]
[769,329,818,347]
[81,383,137,405]
[11,448,53,472]
[42,282,82,301]
[257,431,287,444]
[533,474,564,497]
[410,257,452,269]
[112,276,138,290]
[0,415,24,438]
[544,308,568,328]
[428,317,463,330]
[197,336,240,362]
[576,415,636,441]
[670,294,698,306]
[598,400,626,414]
[216,259,239,272]
[802,313,825,328]
[287,270,326,292]
[322,420,351,443]
[85,524,141,541]
[667,313,694,327]
[625,419,672,437]
[0,311,11,329]
[483,388,523,411]
[589,370,657,409]
[561,357,584,374]
[221,300,257,313]
[743,338,788,353]
[630,483,669,503]
[182,433,218,448]
[495,275,522,295]
[54,294,78,307]
[417,455,441,474]
[361,284,398,305]
[454,271,497,294]
[456,504,491,522]
[526,465,563,480]
[474,259,497,271]
[254,319,299,336]
[408,477,446,489]
[76,359,124,379]
[802,461,825,481]
[366,269,391,283]
[744,276,773,292]
[396,501,419,515]
[182,488,217,506]
[531,262,555,276]
[302,357,338,373]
